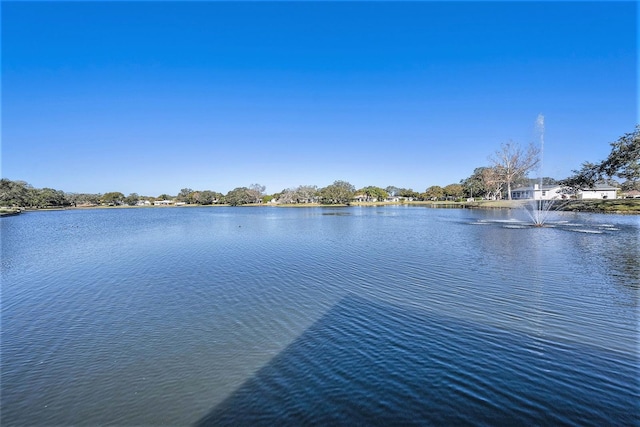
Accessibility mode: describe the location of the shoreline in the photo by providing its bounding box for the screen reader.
[4,199,639,215]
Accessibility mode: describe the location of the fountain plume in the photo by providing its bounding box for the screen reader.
[526,114,568,227]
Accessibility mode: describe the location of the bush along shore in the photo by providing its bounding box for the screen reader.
[2,199,639,215]
[555,198,640,214]
[464,199,640,214]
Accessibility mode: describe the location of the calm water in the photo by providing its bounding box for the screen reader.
[1,206,638,426]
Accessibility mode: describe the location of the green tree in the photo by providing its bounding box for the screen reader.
[621,180,640,192]
[32,187,69,207]
[102,192,125,205]
[196,190,221,205]
[358,186,388,202]
[385,186,400,197]
[561,162,607,193]
[398,188,419,199]
[598,125,640,182]
[424,185,444,201]
[177,188,194,203]
[0,179,32,207]
[66,192,101,206]
[318,180,355,204]
[124,193,140,206]
[443,184,464,200]
[461,167,492,199]
[564,125,640,190]
[225,187,253,206]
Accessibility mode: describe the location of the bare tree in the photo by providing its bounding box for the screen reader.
[247,183,266,203]
[490,141,540,200]
[481,167,504,200]
[293,185,318,203]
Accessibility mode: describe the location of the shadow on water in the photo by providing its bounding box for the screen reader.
[195,295,638,426]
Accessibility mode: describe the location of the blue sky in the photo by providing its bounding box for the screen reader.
[2,1,637,196]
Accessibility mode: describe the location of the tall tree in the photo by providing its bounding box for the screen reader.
[247,183,266,203]
[318,180,355,204]
[385,186,400,197]
[490,141,540,200]
[124,193,140,206]
[358,186,388,202]
[598,125,640,181]
[278,185,318,204]
[424,185,444,201]
[443,184,464,200]
[294,185,318,203]
[461,167,502,199]
[226,187,254,206]
[0,179,32,206]
[481,167,504,200]
[102,192,125,205]
[562,126,639,191]
[67,192,101,206]
[196,190,221,205]
[398,188,419,199]
[177,188,194,203]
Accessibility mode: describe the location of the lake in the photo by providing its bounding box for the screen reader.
[1,206,638,426]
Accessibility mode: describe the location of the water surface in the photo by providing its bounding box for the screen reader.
[2,206,638,425]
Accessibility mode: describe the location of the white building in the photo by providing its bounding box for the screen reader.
[578,185,618,200]
[510,184,564,201]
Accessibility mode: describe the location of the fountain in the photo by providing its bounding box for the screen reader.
[470,115,614,234]
[523,197,562,227]
[522,114,568,227]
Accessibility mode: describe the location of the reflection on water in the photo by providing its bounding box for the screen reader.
[198,295,638,426]
[1,207,638,425]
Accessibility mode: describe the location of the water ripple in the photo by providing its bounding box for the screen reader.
[2,207,638,426]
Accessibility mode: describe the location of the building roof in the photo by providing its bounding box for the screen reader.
[581,184,618,191]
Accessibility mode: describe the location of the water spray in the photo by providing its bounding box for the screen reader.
[537,114,544,191]
[527,114,553,227]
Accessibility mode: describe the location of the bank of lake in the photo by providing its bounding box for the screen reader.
[3,198,639,216]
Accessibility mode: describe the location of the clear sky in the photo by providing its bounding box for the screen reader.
[2,1,637,196]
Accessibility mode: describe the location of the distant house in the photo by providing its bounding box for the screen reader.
[511,184,564,200]
[136,200,151,206]
[153,200,174,206]
[385,196,400,202]
[623,190,640,199]
[578,185,618,200]
[353,194,379,202]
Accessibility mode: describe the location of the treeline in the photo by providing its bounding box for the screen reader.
[2,124,637,208]
[0,179,71,208]
[0,176,562,209]
[0,179,225,208]
[0,179,475,208]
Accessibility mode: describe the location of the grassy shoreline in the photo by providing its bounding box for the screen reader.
[464,199,640,214]
[5,199,640,215]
